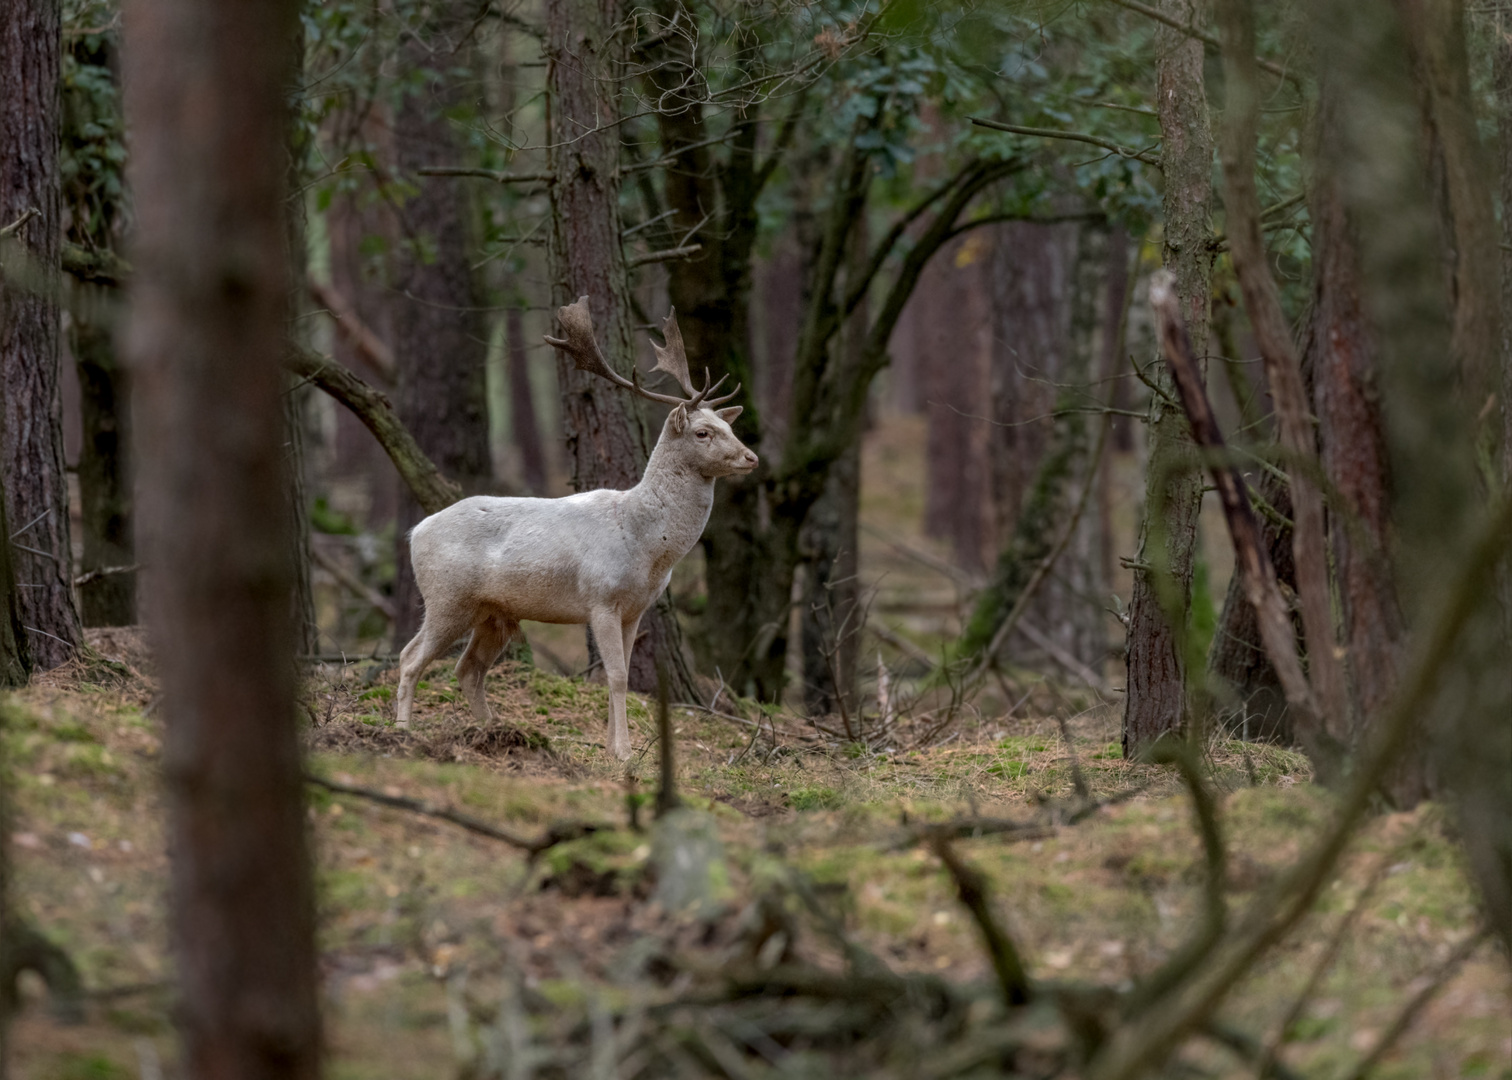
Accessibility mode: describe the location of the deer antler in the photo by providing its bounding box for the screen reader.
[651,308,744,409]
[544,296,687,407]
[545,297,742,409]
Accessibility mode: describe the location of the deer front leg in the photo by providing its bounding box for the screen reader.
[590,608,632,761]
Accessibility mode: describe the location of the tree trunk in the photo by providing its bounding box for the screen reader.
[546,0,696,700]
[71,298,135,626]
[962,225,1107,668]
[922,232,993,572]
[390,10,495,647]
[1,0,81,669]
[989,222,1066,551]
[1121,0,1213,757]
[122,0,321,1075]
[799,439,860,719]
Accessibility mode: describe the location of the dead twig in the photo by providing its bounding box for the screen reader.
[305,773,604,858]
[932,836,1032,1005]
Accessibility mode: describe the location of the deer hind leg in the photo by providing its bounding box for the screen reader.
[395,606,472,728]
[590,608,632,761]
[455,615,509,723]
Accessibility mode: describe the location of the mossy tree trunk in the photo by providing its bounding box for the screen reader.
[1121,0,1213,757]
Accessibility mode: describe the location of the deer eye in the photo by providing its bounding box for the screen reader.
[694,429,710,439]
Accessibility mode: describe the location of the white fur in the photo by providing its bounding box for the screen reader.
[395,404,756,760]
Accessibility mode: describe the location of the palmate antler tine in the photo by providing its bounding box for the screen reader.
[546,296,685,406]
[651,307,697,398]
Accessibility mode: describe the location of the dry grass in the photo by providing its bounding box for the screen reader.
[4,636,1508,1080]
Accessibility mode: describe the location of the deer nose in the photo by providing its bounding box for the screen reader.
[743,450,759,466]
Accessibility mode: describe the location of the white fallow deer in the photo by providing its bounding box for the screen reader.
[394,296,757,760]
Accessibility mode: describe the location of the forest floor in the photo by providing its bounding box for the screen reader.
[5,638,1509,1080]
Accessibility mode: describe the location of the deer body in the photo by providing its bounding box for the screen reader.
[395,298,755,759]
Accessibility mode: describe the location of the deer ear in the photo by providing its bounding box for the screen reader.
[668,403,689,434]
[716,406,743,424]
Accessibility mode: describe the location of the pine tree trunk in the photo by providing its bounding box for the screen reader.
[390,9,494,646]
[72,303,135,626]
[1121,0,1213,756]
[122,0,321,1074]
[1,0,81,669]
[546,0,696,700]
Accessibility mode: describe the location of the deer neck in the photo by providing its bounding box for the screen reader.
[625,440,716,560]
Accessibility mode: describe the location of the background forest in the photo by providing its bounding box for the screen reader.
[1,0,1510,1077]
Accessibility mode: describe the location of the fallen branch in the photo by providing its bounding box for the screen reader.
[284,346,462,515]
[305,773,604,858]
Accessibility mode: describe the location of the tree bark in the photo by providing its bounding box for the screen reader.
[546,0,696,699]
[1121,0,1213,757]
[121,0,321,1075]
[390,12,495,647]
[1,0,81,669]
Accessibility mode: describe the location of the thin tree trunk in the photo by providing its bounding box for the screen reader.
[71,299,135,626]
[546,0,696,700]
[1121,0,1213,757]
[390,9,494,646]
[122,0,320,1075]
[1502,2,1512,477]
[1,0,81,669]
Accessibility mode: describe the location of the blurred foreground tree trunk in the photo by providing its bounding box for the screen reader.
[545,0,697,700]
[123,0,321,1076]
[1122,0,1212,757]
[1,0,81,669]
[1312,0,1512,949]
[390,8,494,646]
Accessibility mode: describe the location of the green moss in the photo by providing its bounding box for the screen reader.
[359,686,393,702]
[788,786,843,811]
[45,1053,131,1080]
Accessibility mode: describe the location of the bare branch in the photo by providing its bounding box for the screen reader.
[415,166,552,184]
[284,346,462,515]
[970,118,1162,167]
[308,277,397,383]
[1105,0,1292,80]
[626,242,703,268]
[931,837,1032,1006]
